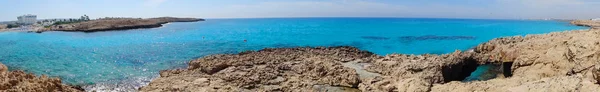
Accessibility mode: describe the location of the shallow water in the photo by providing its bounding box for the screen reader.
[463,64,502,81]
[0,18,586,89]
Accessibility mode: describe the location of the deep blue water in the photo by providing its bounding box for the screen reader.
[0,18,586,86]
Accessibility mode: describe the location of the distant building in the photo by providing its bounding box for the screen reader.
[17,14,37,25]
[592,18,600,21]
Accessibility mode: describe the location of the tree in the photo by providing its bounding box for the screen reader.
[6,24,19,28]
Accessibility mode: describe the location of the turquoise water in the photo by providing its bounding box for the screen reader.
[463,64,501,81]
[0,18,586,86]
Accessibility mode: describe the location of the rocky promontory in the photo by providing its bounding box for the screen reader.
[46,17,204,32]
[0,62,83,92]
[140,29,600,91]
[571,20,600,28]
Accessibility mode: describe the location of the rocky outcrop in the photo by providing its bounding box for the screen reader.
[0,24,6,30]
[358,51,479,92]
[141,29,600,92]
[431,29,600,92]
[140,46,375,91]
[139,20,600,91]
[0,62,83,92]
[47,17,204,32]
[571,20,600,29]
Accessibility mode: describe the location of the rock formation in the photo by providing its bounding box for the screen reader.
[571,20,600,29]
[0,62,83,92]
[5,19,597,91]
[140,47,376,91]
[46,17,204,32]
[431,29,600,92]
[141,28,600,91]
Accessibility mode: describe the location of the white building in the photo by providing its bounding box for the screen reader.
[592,18,600,21]
[17,14,37,25]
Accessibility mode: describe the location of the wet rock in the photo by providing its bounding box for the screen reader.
[0,62,82,92]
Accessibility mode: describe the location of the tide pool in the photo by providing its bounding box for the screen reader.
[0,18,586,87]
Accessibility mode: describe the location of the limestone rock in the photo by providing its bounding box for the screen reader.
[141,23,600,92]
[140,46,376,92]
[571,20,600,28]
[0,62,83,92]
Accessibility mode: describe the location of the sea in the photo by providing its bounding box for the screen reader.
[0,18,587,90]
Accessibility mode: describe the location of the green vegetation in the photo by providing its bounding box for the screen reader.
[53,21,82,25]
[52,15,92,25]
[6,24,19,28]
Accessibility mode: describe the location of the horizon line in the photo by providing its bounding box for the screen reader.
[0,16,582,22]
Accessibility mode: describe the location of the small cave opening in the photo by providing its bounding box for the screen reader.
[502,62,513,77]
[442,58,514,82]
[462,64,502,82]
[442,58,479,82]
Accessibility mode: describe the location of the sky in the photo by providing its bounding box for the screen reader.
[0,0,599,21]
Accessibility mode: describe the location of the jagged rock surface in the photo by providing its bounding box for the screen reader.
[142,25,600,91]
[358,51,477,92]
[0,62,83,92]
[432,29,600,92]
[571,20,600,28]
[140,46,376,92]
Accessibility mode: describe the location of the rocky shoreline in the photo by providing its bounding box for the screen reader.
[139,29,600,91]
[1,20,599,91]
[571,20,600,29]
[42,17,204,32]
[0,63,83,92]
[138,22,600,91]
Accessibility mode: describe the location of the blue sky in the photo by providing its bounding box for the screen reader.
[0,0,599,21]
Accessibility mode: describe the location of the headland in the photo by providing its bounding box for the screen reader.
[40,17,204,32]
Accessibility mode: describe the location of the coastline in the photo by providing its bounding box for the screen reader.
[140,28,600,91]
[0,19,598,91]
[571,20,600,28]
[39,17,204,32]
[139,21,600,91]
